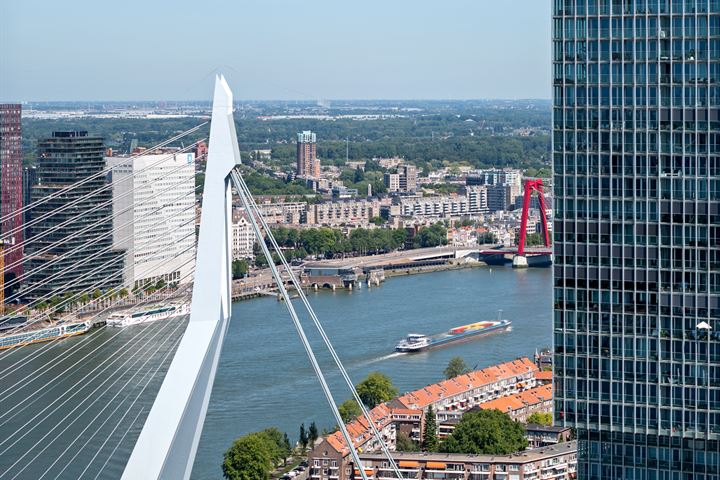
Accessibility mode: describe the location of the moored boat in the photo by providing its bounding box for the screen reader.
[106,303,190,327]
[0,321,92,351]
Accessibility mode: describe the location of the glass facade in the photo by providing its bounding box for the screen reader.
[552,0,720,478]
[24,131,125,300]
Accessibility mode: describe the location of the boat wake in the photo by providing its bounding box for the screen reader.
[358,352,404,366]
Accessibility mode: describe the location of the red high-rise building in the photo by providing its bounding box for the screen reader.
[296,130,319,177]
[0,104,23,281]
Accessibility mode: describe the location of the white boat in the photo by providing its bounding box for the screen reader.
[107,304,190,328]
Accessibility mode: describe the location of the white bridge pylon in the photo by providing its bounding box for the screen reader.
[122,75,239,480]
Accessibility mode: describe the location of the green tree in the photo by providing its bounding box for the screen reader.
[369,216,386,226]
[222,433,273,480]
[232,259,249,279]
[338,399,362,423]
[299,423,308,452]
[356,372,398,408]
[118,288,129,298]
[440,409,528,455]
[395,432,420,452]
[92,288,103,300]
[414,223,448,248]
[526,412,553,426]
[283,433,292,461]
[155,279,166,290]
[444,357,470,379]
[308,421,319,446]
[422,405,438,452]
[259,428,287,465]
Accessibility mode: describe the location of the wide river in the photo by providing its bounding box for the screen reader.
[0,266,551,480]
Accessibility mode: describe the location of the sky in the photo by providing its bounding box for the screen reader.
[0,0,551,102]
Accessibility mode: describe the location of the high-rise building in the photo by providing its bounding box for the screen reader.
[24,131,124,300]
[231,213,255,261]
[0,104,24,282]
[106,151,196,290]
[553,2,720,478]
[296,130,319,177]
[22,166,37,224]
[384,164,418,193]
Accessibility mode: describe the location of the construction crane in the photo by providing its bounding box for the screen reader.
[0,237,15,316]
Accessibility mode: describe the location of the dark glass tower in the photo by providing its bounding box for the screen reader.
[553,1,720,478]
[24,131,124,301]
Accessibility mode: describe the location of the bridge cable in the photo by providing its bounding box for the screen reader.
[232,168,403,477]
[0,317,187,479]
[34,318,187,480]
[0,251,196,407]
[0,123,207,226]
[232,169,373,480]
[0,306,185,459]
[1,149,205,278]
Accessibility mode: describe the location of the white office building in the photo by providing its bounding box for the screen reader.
[106,150,196,289]
[231,214,255,260]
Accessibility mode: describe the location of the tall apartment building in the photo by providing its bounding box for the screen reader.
[466,168,522,211]
[384,164,418,193]
[0,104,23,282]
[297,130,320,177]
[22,166,37,224]
[24,131,124,299]
[106,151,196,290]
[231,214,255,260]
[553,1,720,478]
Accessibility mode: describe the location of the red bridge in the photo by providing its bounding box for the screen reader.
[478,179,552,267]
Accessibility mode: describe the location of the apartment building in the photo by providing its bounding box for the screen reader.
[254,202,306,225]
[356,441,577,480]
[231,215,254,260]
[306,199,380,227]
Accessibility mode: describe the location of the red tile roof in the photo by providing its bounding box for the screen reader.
[396,357,538,410]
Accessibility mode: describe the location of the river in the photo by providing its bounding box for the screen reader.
[0,266,552,480]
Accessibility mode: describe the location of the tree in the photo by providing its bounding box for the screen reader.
[440,409,528,455]
[395,432,420,452]
[526,412,553,426]
[118,288,129,298]
[414,223,448,248]
[422,405,438,452]
[92,288,103,300]
[444,357,470,379]
[369,216,386,226]
[338,399,362,423]
[222,433,273,480]
[299,423,308,452]
[308,421,319,446]
[283,433,292,462]
[356,372,398,408]
[232,259,249,279]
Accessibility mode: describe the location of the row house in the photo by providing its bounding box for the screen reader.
[477,384,553,423]
[389,358,539,421]
[308,404,396,480]
[359,441,577,480]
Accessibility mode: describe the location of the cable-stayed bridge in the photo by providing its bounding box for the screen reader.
[0,76,399,480]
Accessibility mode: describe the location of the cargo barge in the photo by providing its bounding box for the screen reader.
[395,319,511,353]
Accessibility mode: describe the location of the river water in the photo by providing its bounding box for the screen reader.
[0,266,551,480]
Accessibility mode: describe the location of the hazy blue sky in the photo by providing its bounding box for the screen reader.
[1,0,551,101]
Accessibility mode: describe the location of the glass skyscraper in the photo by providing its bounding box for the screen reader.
[552,1,720,478]
[24,131,125,300]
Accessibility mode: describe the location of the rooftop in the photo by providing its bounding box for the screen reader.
[360,440,577,463]
[395,357,538,410]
